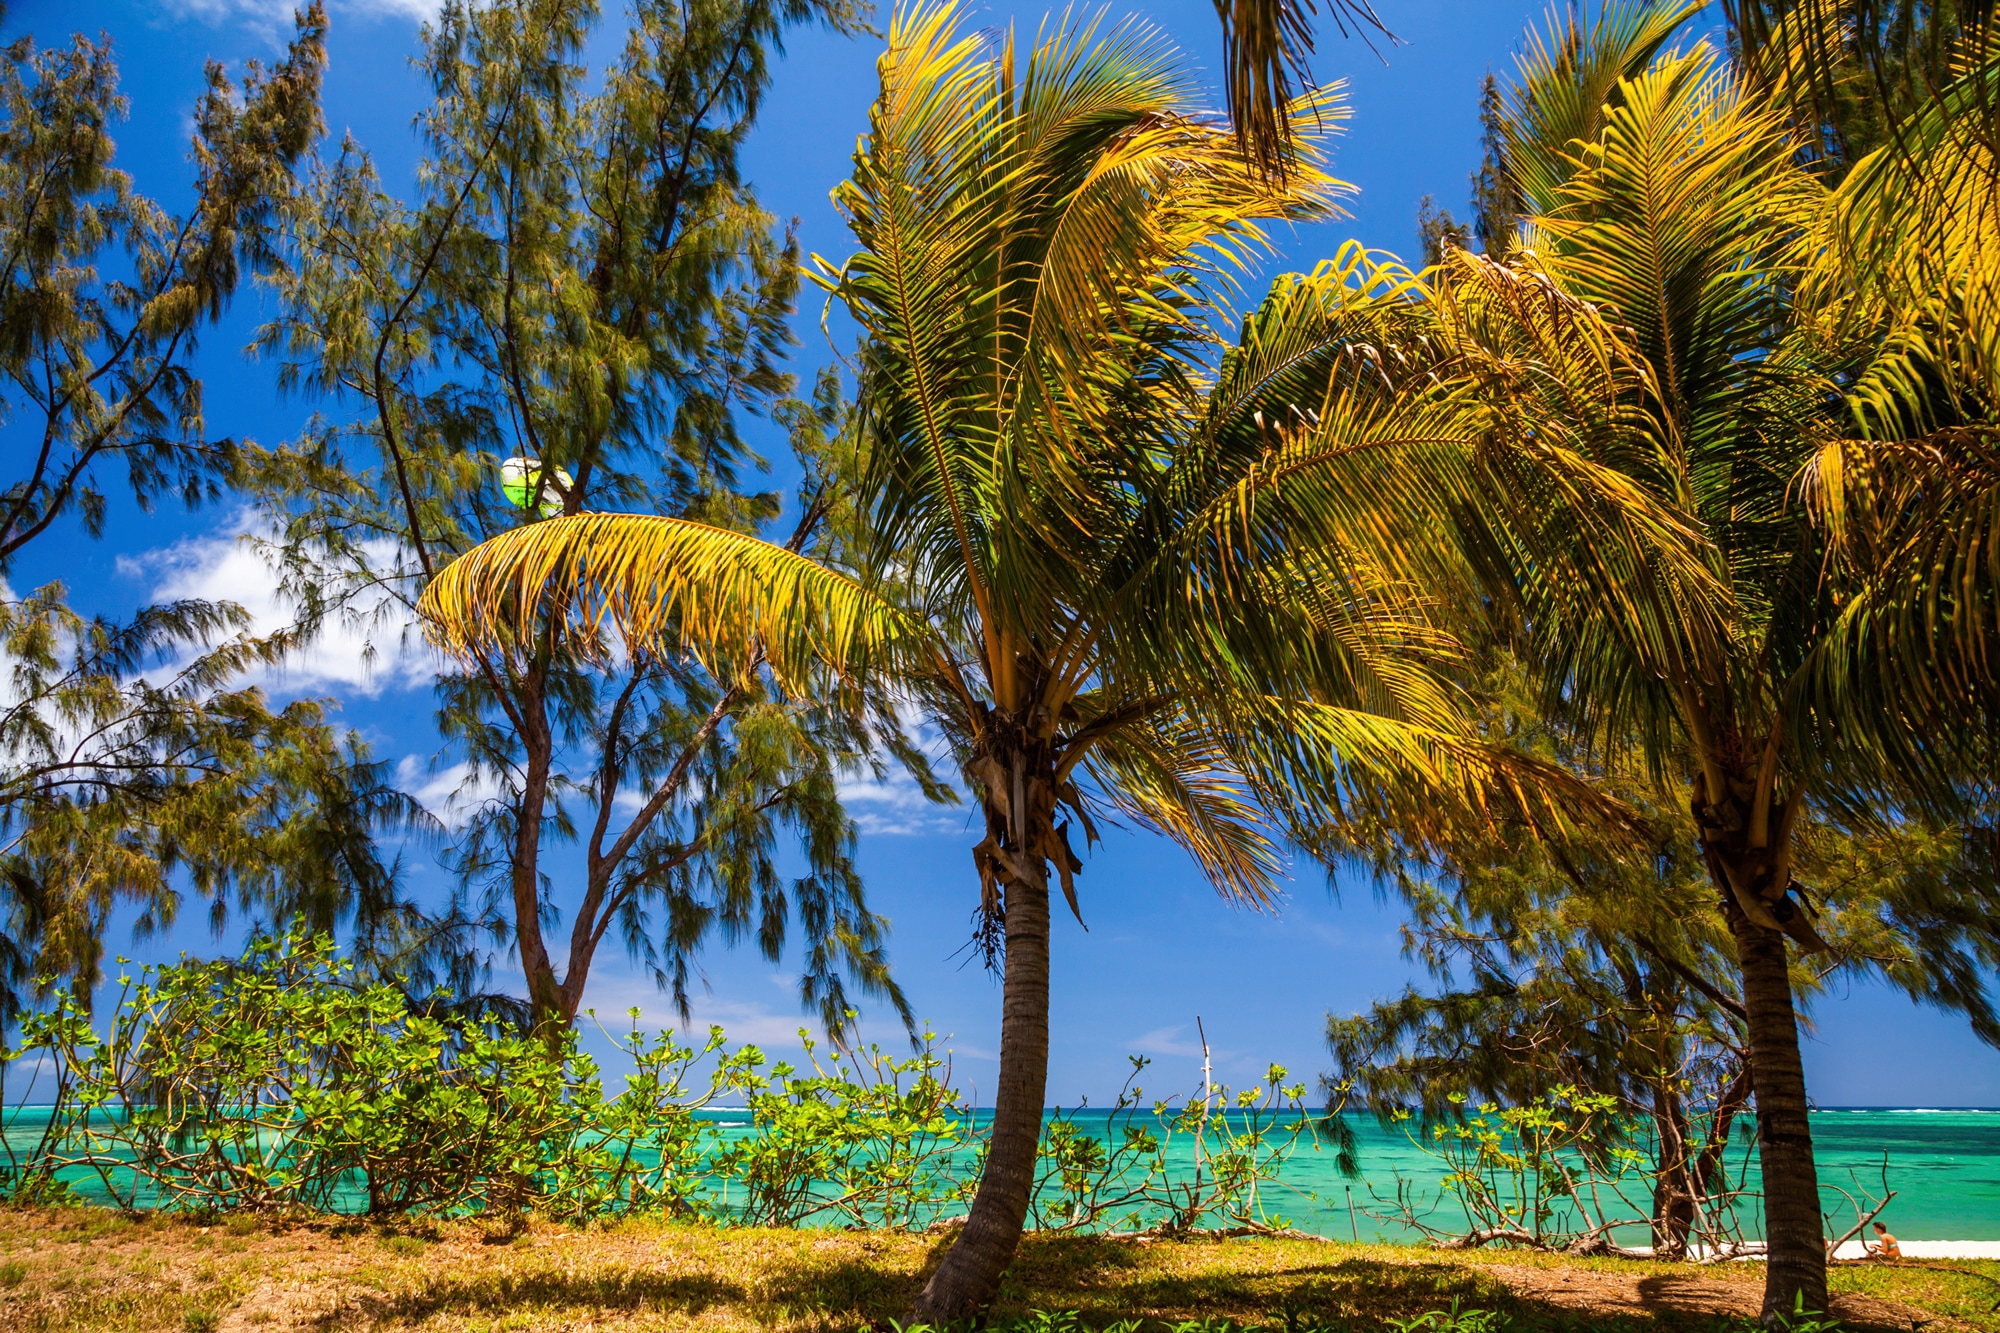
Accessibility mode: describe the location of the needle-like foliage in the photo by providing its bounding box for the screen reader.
[0,6,426,1048]
[256,0,925,1040]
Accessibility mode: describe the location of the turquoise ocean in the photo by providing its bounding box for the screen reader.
[6,1106,1996,1241]
[1232,1107,2000,1244]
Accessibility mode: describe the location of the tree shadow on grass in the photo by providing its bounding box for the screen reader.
[986,1239,1923,1331]
[300,1234,1936,1333]
[309,1266,750,1330]
[994,1241,1514,1327]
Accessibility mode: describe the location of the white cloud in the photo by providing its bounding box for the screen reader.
[120,517,435,698]
[571,974,828,1047]
[840,765,970,837]
[160,0,443,43]
[838,720,967,836]
[394,755,502,828]
[1128,1024,1208,1060]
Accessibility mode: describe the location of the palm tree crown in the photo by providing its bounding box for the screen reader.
[420,1,1716,1316]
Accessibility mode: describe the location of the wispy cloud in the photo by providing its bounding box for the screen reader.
[160,0,443,44]
[1128,1024,1208,1060]
[838,721,966,836]
[840,766,970,837]
[119,515,434,698]
[394,755,501,828]
[569,973,831,1047]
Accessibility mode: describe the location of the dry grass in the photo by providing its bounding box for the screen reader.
[0,1207,1989,1333]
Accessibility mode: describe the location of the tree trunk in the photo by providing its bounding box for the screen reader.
[1693,1063,1753,1211]
[513,710,566,1033]
[1651,1077,1695,1258]
[1724,893,1827,1317]
[912,862,1051,1321]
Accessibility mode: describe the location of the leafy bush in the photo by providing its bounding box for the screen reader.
[1,930,1316,1231]
[703,1027,975,1228]
[1360,1089,1680,1253]
[1031,1055,1321,1234]
[1,933,739,1217]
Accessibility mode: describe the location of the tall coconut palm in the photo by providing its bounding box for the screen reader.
[418,2,1714,1316]
[1437,2,2000,1312]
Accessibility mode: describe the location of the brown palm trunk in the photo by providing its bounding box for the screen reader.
[913,860,1051,1321]
[1724,891,1827,1316]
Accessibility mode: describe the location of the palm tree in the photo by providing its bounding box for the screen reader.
[418,2,1710,1316]
[1440,2,2000,1311]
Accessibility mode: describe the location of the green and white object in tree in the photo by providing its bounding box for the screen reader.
[500,456,572,517]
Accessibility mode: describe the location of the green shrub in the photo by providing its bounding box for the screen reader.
[1,929,1314,1231]
[0,932,729,1218]
[703,1026,975,1228]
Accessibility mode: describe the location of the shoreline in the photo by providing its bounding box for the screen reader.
[1831,1241,2000,1260]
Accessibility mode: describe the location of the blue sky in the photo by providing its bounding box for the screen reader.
[6,0,1997,1108]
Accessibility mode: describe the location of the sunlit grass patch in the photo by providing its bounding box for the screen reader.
[0,1208,1986,1332]
[1829,1259,2000,1329]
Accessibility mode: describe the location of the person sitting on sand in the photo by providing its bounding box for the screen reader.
[1867,1222,1902,1260]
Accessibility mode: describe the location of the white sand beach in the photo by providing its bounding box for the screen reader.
[1829,1240,2000,1260]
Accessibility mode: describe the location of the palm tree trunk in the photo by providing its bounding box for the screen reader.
[1724,893,1827,1316]
[913,863,1051,1321]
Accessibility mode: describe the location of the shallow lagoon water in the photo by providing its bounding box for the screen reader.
[996,1107,2000,1243]
[6,1105,1996,1241]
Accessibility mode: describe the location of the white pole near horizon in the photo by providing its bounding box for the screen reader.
[1195,1016,1211,1204]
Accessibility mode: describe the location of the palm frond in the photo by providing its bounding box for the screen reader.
[1083,710,1286,906]
[1229,696,1642,863]
[1795,429,2000,800]
[1529,42,1824,432]
[1418,251,1736,754]
[1502,0,1705,216]
[1214,0,1390,179]
[416,513,943,698]
[1808,48,2000,428]
[822,0,1346,701]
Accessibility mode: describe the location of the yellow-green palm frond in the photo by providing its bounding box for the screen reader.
[1478,30,1847,741]
[1214,0,1388,180]
[1501,0,1704,216]
[1259,543,1472,722]
[1193,243,1430,466]
[1426,251,1731,710]
[816,0,1011,639]
[1229,697,1640,865]
[416,514,945,699]
[1795,429,2000,799]
[1808,50,2000,428]
[1079,707,1286,906]
[1528,41,1826,431]
[1089,252,1484,699]
[821,0,1348,679]
[1020,76,1346,389]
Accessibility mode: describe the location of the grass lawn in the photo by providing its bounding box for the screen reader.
[2,1208,1995,1332]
